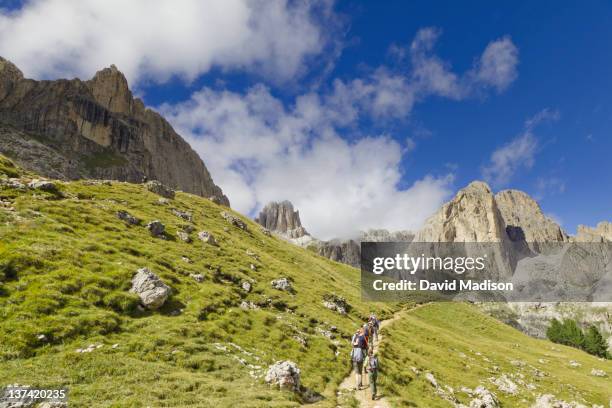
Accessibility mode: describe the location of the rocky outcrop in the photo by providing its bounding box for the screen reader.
[574,222,612,242]
[255,201,308,238]
[414,181,508,242]
[0,57,229,205]
[264,361,300,391]
[316,229,415,267]
[495,190,568,243]
[129,268,171,310]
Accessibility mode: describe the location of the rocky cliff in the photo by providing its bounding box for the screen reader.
[0,57,229,205]
[414,181,611,346]
[255,201,308,239]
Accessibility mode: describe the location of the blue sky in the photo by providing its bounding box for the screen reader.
[1,0,610,237]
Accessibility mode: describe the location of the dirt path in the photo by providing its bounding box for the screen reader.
[337,308,413,408]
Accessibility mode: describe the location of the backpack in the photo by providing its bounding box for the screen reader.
[368,356,379,370]
[354,334,367,349]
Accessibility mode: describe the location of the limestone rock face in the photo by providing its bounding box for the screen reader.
[574,222,612,242]
[414,181,507,242]
[317,239,361,267]
[0,57,229,206]
[495,190,568,243]
[256,201,308,238]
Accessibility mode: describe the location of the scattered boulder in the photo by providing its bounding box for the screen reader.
[190,274,204,283]
[36,334,47,342]
[250,264,257,271]
[241,281,252,292]
[264,361,300,391]
[157,197,170,205]
[425,372,438,388]
[116,210,140,225]
[28,179,58,192]
[181,256,192,263]
[531,394,588,408]
[467,386,499,408]
[146,220,165,237]
[171,208,192,222]
[145,180,175,199]
[129,268,171,310]
[271,278,292,292]
[240,301,259,310]
[176,230,191,243]
[260,227,272,236]
[490,374,518,395]
[221,211,247,230]
[568,360,581,368]
[4,178,25,190]
[590,368,607,377]
[322,294,349,315]
[76,343,103,353]
[198,231,217,245]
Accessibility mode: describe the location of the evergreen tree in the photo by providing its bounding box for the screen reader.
[546,318,563,343]
[559,319,585,349]
[584,325,609,358]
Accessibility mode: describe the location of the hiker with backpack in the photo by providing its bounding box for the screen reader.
[364,350,380,400]
[369,314,380,343]
[350,328,367,389]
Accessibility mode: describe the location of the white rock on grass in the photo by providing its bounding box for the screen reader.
[425,372,438,387]
[265,361,300,391]
[190,274,204,283]
[490,374,518,395]
[176,230,191,243]
[468,386,499,408]
[590,368,607,377]
[241,281,252,292]
[198,231,217,245]
[568,360,581,368]
[220,211,248,230]
[130,268,171,310]
[531,394,588,408]
[271,278,292,291]
[28,179,57,192]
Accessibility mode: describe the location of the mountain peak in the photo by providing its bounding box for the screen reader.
[256,200,309,238]
[0,57,24,100]
[86,64,133,114]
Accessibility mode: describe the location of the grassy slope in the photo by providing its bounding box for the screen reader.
[0,156,396,407]
[380,303,611,407]
[0,155,610,407]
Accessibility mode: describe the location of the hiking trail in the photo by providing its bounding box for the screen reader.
[338,304,426,408]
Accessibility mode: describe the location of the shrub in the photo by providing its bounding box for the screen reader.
[584,325,609,358]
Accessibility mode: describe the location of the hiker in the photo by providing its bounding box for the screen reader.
[367,322,375,352]
[350,335,366,389]
[364,350,380,400]
[369,314,380,343]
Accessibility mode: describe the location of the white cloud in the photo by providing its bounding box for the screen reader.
[158,27,520,238]
[482,109,559,187]
[0,0,332,83]
[397,28,520,99]
[161,84,454,239]
[472,36,519,92]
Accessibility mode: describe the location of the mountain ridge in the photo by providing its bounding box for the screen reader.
[0,57,229,206]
